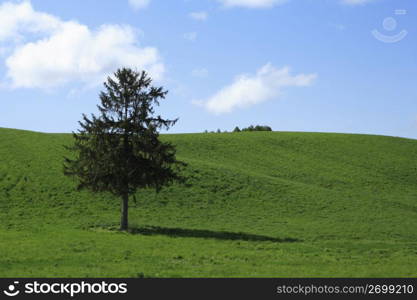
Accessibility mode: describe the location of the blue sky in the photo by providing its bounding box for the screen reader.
[0,0,416,138]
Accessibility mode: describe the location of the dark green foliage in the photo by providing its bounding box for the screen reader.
[241,125,272,132]
[255,125,272,132]
[64,68,185,230]
[233,126,241,133]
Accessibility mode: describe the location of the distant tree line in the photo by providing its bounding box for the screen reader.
[234,125,272,132]
[204,125,272,133]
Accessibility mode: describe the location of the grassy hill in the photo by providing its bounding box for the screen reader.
[1,127,417,277]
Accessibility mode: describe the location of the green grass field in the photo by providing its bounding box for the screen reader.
[1,127,417,277]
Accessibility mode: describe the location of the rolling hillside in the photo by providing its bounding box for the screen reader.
[1,128,417,277]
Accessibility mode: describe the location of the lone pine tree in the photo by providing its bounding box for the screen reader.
[64,68,185,230]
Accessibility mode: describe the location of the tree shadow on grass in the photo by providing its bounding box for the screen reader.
[127,225,301,243]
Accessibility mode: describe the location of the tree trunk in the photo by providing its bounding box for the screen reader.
[120,193,129,231]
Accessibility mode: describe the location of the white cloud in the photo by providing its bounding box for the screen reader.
[128,0,150,10]
[191,68,209,78]
[196,63,316,114]
[217,0,289,8]
[189,11,208,21]
[341,0,375,5]
[183,32,198,41]
[0,1,164,89]
[0,1,61,42]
